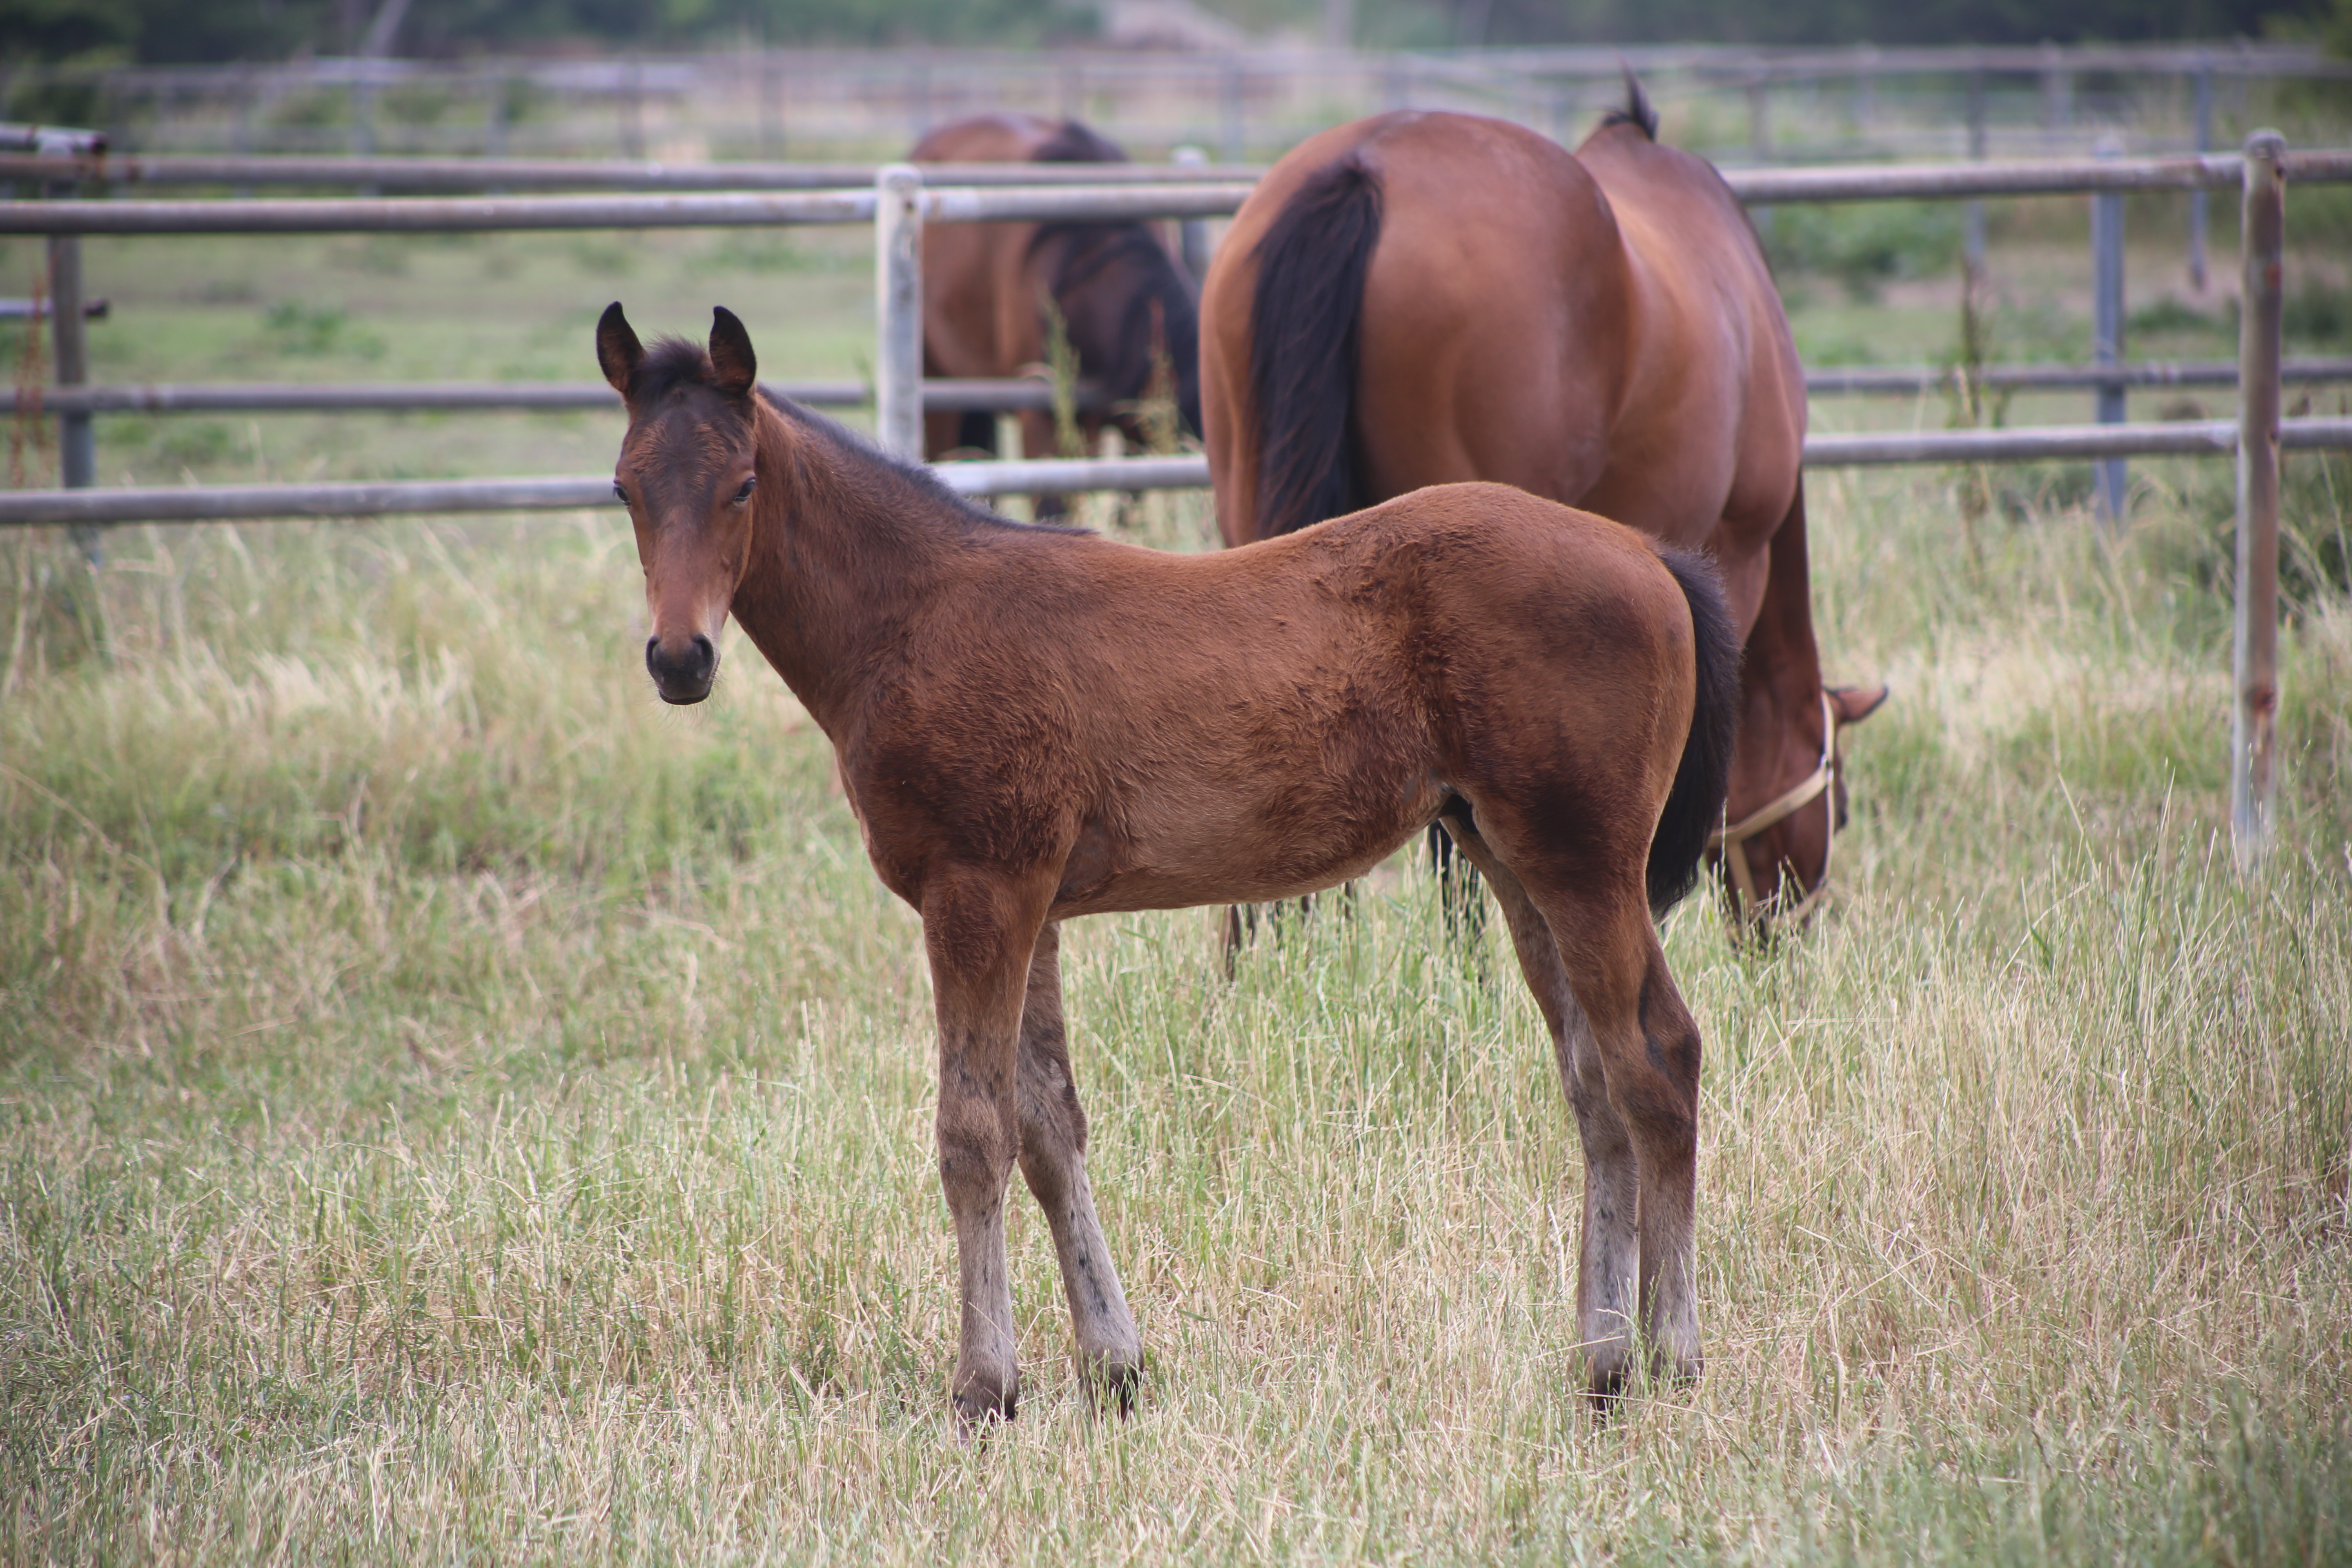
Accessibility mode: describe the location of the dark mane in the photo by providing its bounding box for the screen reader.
[1029,119,1129,165]
[628,335,718,405]
[756,389,1092,537]
[1601,69,1660,140]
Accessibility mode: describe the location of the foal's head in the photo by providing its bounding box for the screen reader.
[598,303,764,705]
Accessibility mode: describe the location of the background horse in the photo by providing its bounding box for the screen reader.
[599,303,1740,1423]
[1200,89,1886,929]
[912,113,1202,494]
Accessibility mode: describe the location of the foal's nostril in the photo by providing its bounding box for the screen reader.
[645,633,718,701]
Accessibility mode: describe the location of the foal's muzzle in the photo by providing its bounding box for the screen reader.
[646,633,716,704]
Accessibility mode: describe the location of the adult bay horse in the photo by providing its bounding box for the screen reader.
[1201,91,1887,928]
[911,113,1201,481]
[598,303,1741,1423]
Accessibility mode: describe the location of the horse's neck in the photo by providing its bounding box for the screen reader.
[732,405,955,732]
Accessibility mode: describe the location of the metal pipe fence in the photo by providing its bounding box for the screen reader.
[2,136,2343,865]
[0,378,1119,416]
[9,360,2346,419]
[6,417,2348,528]
[0,151,1267,192]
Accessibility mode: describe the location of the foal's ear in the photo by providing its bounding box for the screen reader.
[1829,684,1890,726]
[596,302,644,396]
[708,306,758,399]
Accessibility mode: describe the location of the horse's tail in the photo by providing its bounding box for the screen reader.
[1647,543,1742,918]
[1246,154,1384,537]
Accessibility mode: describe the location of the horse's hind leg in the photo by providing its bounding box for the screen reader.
[1538,897,1704,1389]
[1015,922,1143,1410]
[1437,817,1641,1398]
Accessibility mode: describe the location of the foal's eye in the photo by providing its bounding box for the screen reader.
[732,476,757,504]
[612,481,629,505]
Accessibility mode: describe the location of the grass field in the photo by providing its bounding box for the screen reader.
[2,219,2351,1564]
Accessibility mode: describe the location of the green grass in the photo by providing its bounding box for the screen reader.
[1,226,2350,1563]
[4,459,2348,1564]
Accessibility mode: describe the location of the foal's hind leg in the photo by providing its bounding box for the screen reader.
[1015,922,1143,1409]
[1437,819,1642,1397]
[1533,894,1705,1389]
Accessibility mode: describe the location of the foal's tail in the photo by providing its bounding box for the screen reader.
[1647,546,1742,918]
[1245,154,1384,538]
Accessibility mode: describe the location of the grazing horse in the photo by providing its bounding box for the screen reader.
[911,113,1202,482]
[598,303,1742,1421]
[1200,90,1888,929]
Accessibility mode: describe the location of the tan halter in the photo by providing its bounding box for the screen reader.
[1707,690,1840,926]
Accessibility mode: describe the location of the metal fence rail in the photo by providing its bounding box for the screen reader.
[1808,358,2352,395]
[9,418,2348,528]
[17,151,2352,237]
[0,151,1265,192]
[12,358,2348,418]
[0,378,1120,416]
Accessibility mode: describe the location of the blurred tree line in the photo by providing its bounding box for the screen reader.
[0,0,2344,64]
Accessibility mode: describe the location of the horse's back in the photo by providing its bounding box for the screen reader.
[1568,122,1807,554]
[1203,112,1637,527]
[1205,107,1801,558]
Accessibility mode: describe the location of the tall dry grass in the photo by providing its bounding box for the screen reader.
[1,455,2348,1564]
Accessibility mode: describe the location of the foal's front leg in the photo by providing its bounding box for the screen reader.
[922,870,1050,1430]
[1015,922,1143,1409]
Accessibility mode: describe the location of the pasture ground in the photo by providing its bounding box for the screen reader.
[2,218,2350,1564]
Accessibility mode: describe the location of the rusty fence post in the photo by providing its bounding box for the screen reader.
[2232,129,2285,870]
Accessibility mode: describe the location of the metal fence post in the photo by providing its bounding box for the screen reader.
[2091,138,2127,521]
[2189,58,2214,291]
[46,180,99,561]
[1964,65,1988,270]
[2041,42,2070,148]
[874,163,924,461]
[1174,145,1213,282]
[2232,130,2285,871]
[1747,73,1772,160]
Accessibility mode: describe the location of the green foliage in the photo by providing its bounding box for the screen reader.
[1468,0,2336,46]
[260,301,385,359]
[2283,276,2352,348]
[1762,200,1962,302]
[2,0,2332,63]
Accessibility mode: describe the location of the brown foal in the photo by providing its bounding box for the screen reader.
[599,304,1741,1424]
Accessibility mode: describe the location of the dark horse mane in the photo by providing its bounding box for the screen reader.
[1020,120,1203,432]
[631,332,1089,538]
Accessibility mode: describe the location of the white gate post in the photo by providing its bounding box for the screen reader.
[874,163,924,461]
[2232,130,2286,870]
